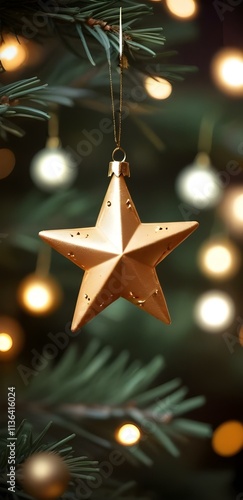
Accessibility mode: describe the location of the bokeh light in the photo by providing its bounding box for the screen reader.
[30,148,78,192]
[175,153,223,209]
[165,0,197,19]
[116,423,141,446]
[0,316,24,361]
[0,333,13,352]
[219,186,243,237]
[194,290,235,332]
[212,421,243,456]
[239,326,243,347]
[198,238,241,280]
[211,48,243,96]
[232,193,243,222]
[145,76,172,100]
[19,452,70,500]
[0,149,16,179]
[0,36,27,71]
[18,274,63,316]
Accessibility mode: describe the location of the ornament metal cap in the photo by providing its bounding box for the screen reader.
[108,147,130,177]
[108,160,130,177]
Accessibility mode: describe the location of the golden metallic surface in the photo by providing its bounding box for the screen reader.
[39,172,198,331]
[18,452,70,500]
[108,160,130,177]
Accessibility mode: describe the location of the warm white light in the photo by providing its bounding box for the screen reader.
[198,239,241,280]
[30,148,78,192]
[219,186,243,236]
[18,274,63,315]
[29,458,51,479]
[145,76,172,100]
[0,316,24,360]
[205,246,231,273]
[116,423,141,446]
[221,58,243,87]
[211,48,243,95]
[165,0,197,19]
[0,36,26,71]
[1,46,18,60]
[24,284,51,312]
[194,290,235,332]
[232,193,243,222]
[176,156,222,209]
[0,333,13,352]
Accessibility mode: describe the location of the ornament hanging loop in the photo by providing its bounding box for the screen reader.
[109,147,130,177]
[112,146,126,162]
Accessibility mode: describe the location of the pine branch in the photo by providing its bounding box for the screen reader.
[0,77,49,130]
[20,340,211,464]
[0,77,89,138]
[0,1,165,67]
[0,420,99,499]
[0,77,49,138]
[0,7,196,139]
[0,420,151,499]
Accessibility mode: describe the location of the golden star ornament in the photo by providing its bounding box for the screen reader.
[39,160,198,331]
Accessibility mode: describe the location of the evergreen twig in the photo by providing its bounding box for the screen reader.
[0,420,99,499]
[0,77,90,138]
[20,341,211,463]
[0,1,165,66]
[0,77,49,137]
[0,422,153,498]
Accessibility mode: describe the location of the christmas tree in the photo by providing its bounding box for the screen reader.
[0,2,243,499]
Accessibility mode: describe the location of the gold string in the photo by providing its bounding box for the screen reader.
[108,8,124,150]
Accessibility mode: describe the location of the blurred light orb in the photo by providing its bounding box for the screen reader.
[165,0,197,19]
[194,290,235,332]
[198,239,241,280]
[0,148,16,179]
[176,153,223,209]
[19,452,70,500]
[30,148,78,192]
[0,316,24,360]
[0,333,13,352]
[232,193,243,222]
[219,186,243,237]
[18,274,63,316]
[0,36,27,71]
[145,76,172,100]
[116,423,141,446]
[212,421,243,456]
[239,326,243,347]
[211,48,243,95]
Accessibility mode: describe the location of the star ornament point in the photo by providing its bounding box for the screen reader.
[39,174,198,331]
